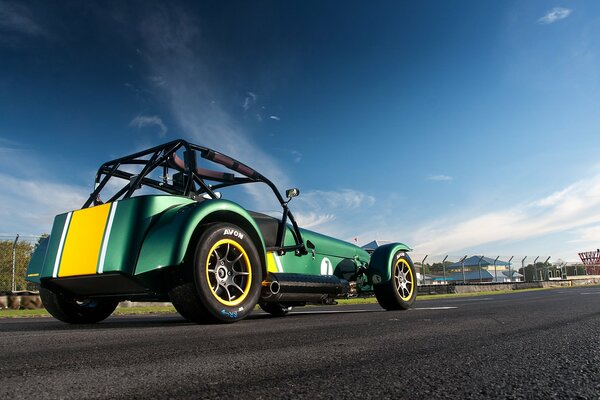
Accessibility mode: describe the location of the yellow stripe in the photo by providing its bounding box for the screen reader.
[58,203,111,277]
[27,273,40,277]
[266,252,278,273]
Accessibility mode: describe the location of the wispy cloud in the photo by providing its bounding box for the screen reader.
[0,1,48,46]
[242,92,256,111]
[538,7,572,24]
[411,170,600,254]
[289,189,376,233]
[298,189,376,211]
[294,212,336,229]
[569,225,600,245]
[129,115,168,137]
[0,173,87,235]
[138,5,289,211]
[269,115,280,121]
[291,150,302,163]
[426,174,453,182]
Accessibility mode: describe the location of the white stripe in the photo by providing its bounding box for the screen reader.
[97,202,118,274]
[273,253,284,272]
[52,212,72,278]
[287,306,458,315]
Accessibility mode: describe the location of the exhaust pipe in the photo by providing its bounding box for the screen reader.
[261,273,348,303]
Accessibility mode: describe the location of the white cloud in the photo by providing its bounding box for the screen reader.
[426,174,453,182]
[281,189,377,238]
[0,173,88,236]
[298,189,375,211]
[291,150,302,163]
[269,115,280,121]
[0,1,45,36]
[243,92,256,111]
[0,1,49,47]
[410,170,600,255]
[569,225,600,246]
[129,115,168,137]
[538,7,572,24]
[138,6,289,211]
[294,212,336,229]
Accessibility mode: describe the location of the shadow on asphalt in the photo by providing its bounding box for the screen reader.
[0,306,386,332]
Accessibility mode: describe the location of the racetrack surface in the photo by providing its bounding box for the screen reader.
[2,287,600,399]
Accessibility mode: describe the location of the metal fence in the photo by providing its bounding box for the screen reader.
[0,235,42,293]
[0,234,592,293]
[410,253,588,285]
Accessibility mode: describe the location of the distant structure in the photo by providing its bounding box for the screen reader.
[361,240,392,252]
[578,249,600,275]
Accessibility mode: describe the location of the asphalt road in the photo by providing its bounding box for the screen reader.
[2,287,600,399]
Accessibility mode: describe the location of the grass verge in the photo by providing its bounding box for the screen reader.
[0,305,178,319]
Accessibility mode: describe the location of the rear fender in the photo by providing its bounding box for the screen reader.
[25,237,50,284]
[135,200,266,276]
[366,243,412,284]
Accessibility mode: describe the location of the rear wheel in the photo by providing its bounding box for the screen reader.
[374,252,416,310]
[169,223,262,323]
[259,302,293,317]
[40,287,118,324]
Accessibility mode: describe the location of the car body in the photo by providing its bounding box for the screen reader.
[26,140,416,323]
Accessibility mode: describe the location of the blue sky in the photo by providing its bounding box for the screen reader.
[1,1,600,261]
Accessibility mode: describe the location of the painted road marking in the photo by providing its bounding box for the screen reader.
[452,297,494,302]
[580,292,600,295]
[290,309,382,315]
[286,307,458,315]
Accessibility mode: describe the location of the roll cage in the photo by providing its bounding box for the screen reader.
[82,139,307,256]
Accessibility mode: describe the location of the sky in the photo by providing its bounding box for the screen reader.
[1,1,600,262]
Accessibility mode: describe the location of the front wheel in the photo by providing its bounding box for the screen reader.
[374,252,416,310]
[169,223,263,323]
[40,287,118,324]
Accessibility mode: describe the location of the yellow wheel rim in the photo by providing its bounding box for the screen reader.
[205,239,252,306]
[394,258,414,301]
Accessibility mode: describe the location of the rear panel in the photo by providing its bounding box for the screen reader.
[27,195,194,282]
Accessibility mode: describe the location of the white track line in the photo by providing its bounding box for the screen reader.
[287,306,457,315]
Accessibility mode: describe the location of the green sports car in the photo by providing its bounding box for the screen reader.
[26,140,416,324]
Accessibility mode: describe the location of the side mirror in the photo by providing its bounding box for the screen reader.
[285,188,300,200]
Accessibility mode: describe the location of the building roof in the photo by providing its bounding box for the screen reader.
[447,270,494,281]
[447,256,512,269]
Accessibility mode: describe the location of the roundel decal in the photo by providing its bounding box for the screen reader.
[320,257,333,275]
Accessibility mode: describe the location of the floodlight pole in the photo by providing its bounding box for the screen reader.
[521,256,527,282]
[442,255,448,284]
[507,256,514,282]
[421,255,428,285]
[544,256,551,281]
[493,256,499,283]
[533,256,540,281]
[11,234,19,293]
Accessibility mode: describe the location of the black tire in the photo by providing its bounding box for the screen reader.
[169,223,263,324]
[259,302,293,317]
[39,287,118,324]
[373,252,417,310]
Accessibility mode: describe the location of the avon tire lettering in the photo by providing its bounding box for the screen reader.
[221,309,238,319]
[223,229,244,240]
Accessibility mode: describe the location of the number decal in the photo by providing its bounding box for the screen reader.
[320,257,333,275]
